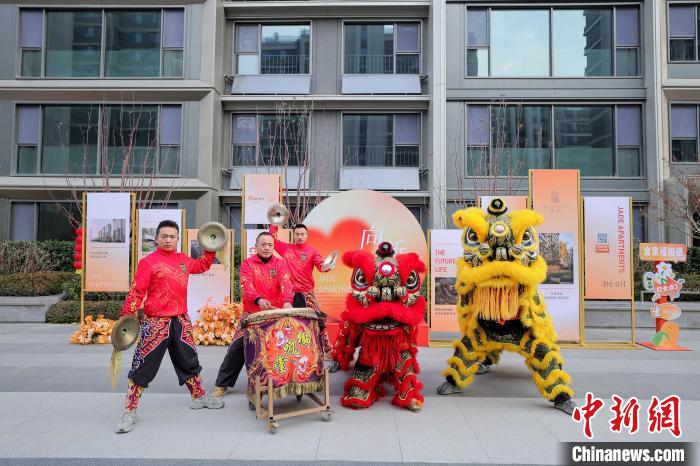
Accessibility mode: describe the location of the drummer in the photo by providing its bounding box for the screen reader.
[212,232,294,401]
[269,223,333,353]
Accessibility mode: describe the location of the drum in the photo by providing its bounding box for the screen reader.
[243,308,324,401]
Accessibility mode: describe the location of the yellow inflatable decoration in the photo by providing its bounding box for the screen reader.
[437,198,576,414]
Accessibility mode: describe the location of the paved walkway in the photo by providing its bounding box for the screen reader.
[0,324,697,464]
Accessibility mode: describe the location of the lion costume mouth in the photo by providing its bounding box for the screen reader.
[363,318,402,331]
[472,277,524,321]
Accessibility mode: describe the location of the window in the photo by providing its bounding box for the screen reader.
[632,205,647,244]
[344,23,420,74]
[231,114,308,166]
[235,24,310,75]
[465,104,642,177]
[19,9,184,78]
[668,4,698,61]
[342,114,420,167]
[466,6,640,77]
[10,202,81,241]
[15,104,182,175]
[671,105,699,162]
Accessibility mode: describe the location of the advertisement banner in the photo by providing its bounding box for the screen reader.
[243,174,280,225]
[479,195,528,211]
[85,193,132,292]
[186,229,233,322]
[639,243,688,262]
[303,190,428,324]
[530,169,582,342]
[136,209,183,262]
[429,230,463,337]
[583,197,632,300]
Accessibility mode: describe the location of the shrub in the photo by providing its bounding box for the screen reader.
[60,275,126,302]
[0,240,74,274]
[37,241,74,272]
[46,300,123,323]
[0,271,74,296]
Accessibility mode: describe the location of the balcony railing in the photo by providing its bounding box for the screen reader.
[344,55,393,74]
[260,54,310,74]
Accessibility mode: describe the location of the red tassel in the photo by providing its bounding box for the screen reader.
[359,330,409,373]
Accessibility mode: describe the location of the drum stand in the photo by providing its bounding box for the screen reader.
[254,368,332,434]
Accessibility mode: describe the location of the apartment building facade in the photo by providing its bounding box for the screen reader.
[0,0,695,245]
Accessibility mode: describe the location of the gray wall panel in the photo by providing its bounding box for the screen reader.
[0,6,17,80]
[0,101,13,177]
[313,20,341,95]
[187,5,203,81]
[183,101,199,179]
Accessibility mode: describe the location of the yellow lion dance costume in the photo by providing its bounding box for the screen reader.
[437,198,575,414]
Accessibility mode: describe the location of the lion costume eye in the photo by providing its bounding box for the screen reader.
[465,228,479,247]
[405,271,419,291]
[353,269,369,290]
[521,228,535,247]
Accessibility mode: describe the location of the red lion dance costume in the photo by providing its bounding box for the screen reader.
[330,241,426,412]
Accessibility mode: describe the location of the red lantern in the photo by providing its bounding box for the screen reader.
[74,228,83,271]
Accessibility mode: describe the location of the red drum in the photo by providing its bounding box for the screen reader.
[242,308,324,401]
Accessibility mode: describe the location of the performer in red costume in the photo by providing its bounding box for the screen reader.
[212,232,294,404]
[114,220,223,434]
[329,242,426,412]
[270,224,333,352]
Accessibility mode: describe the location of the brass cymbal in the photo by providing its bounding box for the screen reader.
[111,314,140,352]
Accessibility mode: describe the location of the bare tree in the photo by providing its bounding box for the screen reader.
[647,176,700,243]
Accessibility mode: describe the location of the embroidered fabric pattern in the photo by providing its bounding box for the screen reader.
[184,375,206,399]
[125,381,144,411]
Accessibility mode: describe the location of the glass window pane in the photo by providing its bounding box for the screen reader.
[233,145,256,166]
[45,11,102,77]
[632,206,646,243]
[395,114,420,145]
[38,203,79,241]
[260,25,310,74]
[395,146,419,167]
[343,114,393,166]
[465,147,489,176]
[22,50,42,77]
[17,146,38,174]
[671,139,697,162]
[616,48,638,76]
[163,10,184,48]
[616,7,639,46]
[554,106,614,176]
[41,105,98,174]
[105,11,161,77]
[163,50,183,77]
[17,106,40,145]
[259,114,306,166]
[670,39,695,61]
[237,55,258,75]
[160,105,182,145]
[11,203,35,240]
[21,10,43,48]
[467,9,488,46]
[396,54,419,74]
[159,146,180,174]
[345,24,394,74]
[617,106,642,146]
[669,5,695,37]
[233,115,256,144]
[397,23,420,52]
[491,105,552,175]
[105,106,158,174]
[467,106,489,145]
[671,106,697,138]
[553,9,612,77]
[236,25,258,52]
[618,148,641,176]
[491,10,549,77]
[467,48,488,76]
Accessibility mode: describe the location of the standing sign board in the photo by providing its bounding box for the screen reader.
[185,229,233,322]
[85,193,132,292]
[243,174,281,225]
[136,209,183,262]
[530,169,582,343]
[428,230,463,340]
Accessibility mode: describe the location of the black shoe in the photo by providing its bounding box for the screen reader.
[476,363,491,375]
[437,380,462,395]
[554,399,576,415]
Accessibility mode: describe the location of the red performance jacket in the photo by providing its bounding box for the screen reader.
[240,254,294,313]
[121,248,215,318]
[270,225,323,293]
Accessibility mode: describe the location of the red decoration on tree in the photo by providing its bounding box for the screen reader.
[74,227,83,271]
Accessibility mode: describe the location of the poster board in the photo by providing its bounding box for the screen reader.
[186,229,233,322]
[583,197,633,300]
[428,229,463,340]
[84,192,133,292]
[529,169,582,343]
[136,209,183,262]
[242,174,281,225]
